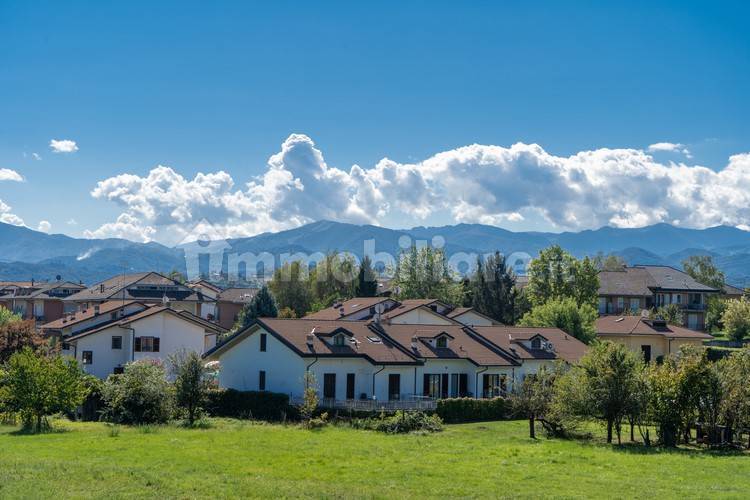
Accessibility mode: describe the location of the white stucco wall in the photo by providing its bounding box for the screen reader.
[75,326,131,379]
[454,311,494,327]
[389,308,453,325]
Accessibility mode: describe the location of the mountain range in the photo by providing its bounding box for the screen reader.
[1,220,749,286]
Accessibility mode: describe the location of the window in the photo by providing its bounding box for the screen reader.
[436,336,448,348]
[641,345,652,363]
[323,373,336,399]
[346,373,356,400]
[259,370,266,391]
[629,298,640,311]
[482,374,507,398]
[450,373,468,397]
[260,333,267,352]
[113,366,125,375]
[134,337,160,352]
[531,337,542,349]
[82,351,93,365]
[617,297,624,310]
[61,342,71,351]
[111,336,122,350]
[333,334,346,346]
[423,374,446,398]
[388,374,400,400]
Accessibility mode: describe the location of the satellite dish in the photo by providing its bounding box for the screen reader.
[374,303,385,314]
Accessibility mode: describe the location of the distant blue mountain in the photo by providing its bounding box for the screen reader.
[2,220,749,286]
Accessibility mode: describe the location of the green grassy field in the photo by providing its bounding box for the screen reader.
[1,419,748,499]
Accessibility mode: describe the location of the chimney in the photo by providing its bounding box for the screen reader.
[94,305,100,315]
[338,307,345,317]
[410,336,418,350]
[306,331,315,346]
[100,283,105,293]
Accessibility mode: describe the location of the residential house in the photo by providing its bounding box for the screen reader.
[723,283,746,300]
[215,287,259,330]
[187,279,224,320]
[446,307,498,327]
[596,315,712,363]
[597,265,721,330]
[0,281,85,323]
[205,313,588,407]
[64,304,225,379]
[64,272,216,318]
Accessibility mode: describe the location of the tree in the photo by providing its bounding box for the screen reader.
[557,342,642,444]
[0,348,87,432]
[518,297,598,344]
[720,348,750,445]
[169,350,211,426]
[355,255,378,297]
[682,255,726,290]
[651,304,684,326]
[167,269,187,284]
[300,370,319,426]
[392,245,463,305]
[470,252,517,324]
[102,360,174,424]
[0,319,43,363]
[269,261,313,318]
[0,307,21,327]
[722,298,750,342]
[646,359,682,447]
[510,364,560,438]
[236,285,278,329]
[525,245,599,307]
[705,295,728,333]
[308,252,357,310]
[593,253,627,271]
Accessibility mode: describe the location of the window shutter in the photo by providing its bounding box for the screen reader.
[483,374,490,397]
[423,374,430,396]
[153,337,160,352]
[134,337,141,352]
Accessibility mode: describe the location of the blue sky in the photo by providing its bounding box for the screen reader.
[1,1,749,243]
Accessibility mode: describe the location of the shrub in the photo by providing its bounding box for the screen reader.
[101,360,174,425]
[205,389,292,421]
[351,410,443,434]
[722,298,750,342]
[169,350,211,426]
[79,374,105,421]
[436,397,511,423]
[0,348,88,432]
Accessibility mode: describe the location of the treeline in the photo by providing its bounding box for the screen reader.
[512,342,750,448]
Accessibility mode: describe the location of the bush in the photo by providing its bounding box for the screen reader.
[722,298,750,342]
[101,360,174,425]
[79,375,105,421]
[351,410,443,434]
[436,397,511,423]
[169,350,211,426]
[205,389,292,421]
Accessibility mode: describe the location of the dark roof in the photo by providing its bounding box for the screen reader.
[381,324,516,366]
[206,318,419,365]
[304,297,393,320]
[447,307,499,324]
[1,281,85,300]
[41,300,143,330]
[66,305,224,342]
[472,326,589,363]
[599,265,720,296]
[724,283,746,296]
[65,272,208,302]
[596,315,713,339]
[217,288,259,304]
[381,299,451,321]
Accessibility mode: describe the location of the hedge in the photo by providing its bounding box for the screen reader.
[205,389,295,421]
[436,397,511,423]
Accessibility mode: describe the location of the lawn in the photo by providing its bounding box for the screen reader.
[1,419,748,499]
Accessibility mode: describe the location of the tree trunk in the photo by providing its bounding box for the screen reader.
[606,419,613,443]
[529,416,535,439]
[630,421,635,442]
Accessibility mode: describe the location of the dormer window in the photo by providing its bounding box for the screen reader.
[531,337,542,350]
[436,336,448,348]
[333,334,346,346]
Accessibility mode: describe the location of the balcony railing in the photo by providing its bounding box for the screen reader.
[291,395,437,411]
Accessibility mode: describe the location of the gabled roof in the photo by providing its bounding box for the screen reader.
[447,307,499,325]
[205,318,419,365]
[723,283,746,296]
[41,300,143,330]
[66,306,225,343]
[599,265,720,296]
[217,287,258,304]
[304,297,393,320]
[472,326,589,364]
[65,272,209,302]
[596,315,713,339]
[381,299,451,320]
[2,281,85,300]
[381,323,517,367]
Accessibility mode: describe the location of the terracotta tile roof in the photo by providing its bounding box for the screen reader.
[208,318,418,365]
[41,300,143,330]
[304,297,393,320]
[472,326,589,364]
[596,315,713,339]
[217,288,258,304]
[381,323,516,366]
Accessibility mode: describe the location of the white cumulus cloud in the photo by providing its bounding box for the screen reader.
[648,142,692,158]
[84,213,156,242]
[86,134,750,244]
[37,220,51,233]
[50,139,79,153]
[0,168,23,182]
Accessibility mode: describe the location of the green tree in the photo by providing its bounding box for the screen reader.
[308,252,357,310]
[526,245,599,307]
[0,307,21,326]
[556,342,642,443]
[470,252,517,324]
[651,303,684,326]
[593,253,627,271]
[393,245,463,305]
[518,297,598,344]
[646,360,682,447]
[236,285,278,329]
[355,255,378,297]
[0,348,87,432]
[300,371,319,426]
[167,269,187,284]
[0,319,43,363]
[102,360,174,424]
[682,255,726,290]
[720,348,750,444]
[510,364,561,438]
[169,350,211,426]
[269,261,313,318]
[722,298,750,342]
[705,295,728,333]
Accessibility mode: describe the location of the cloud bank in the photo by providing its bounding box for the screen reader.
[86,134,750,243]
